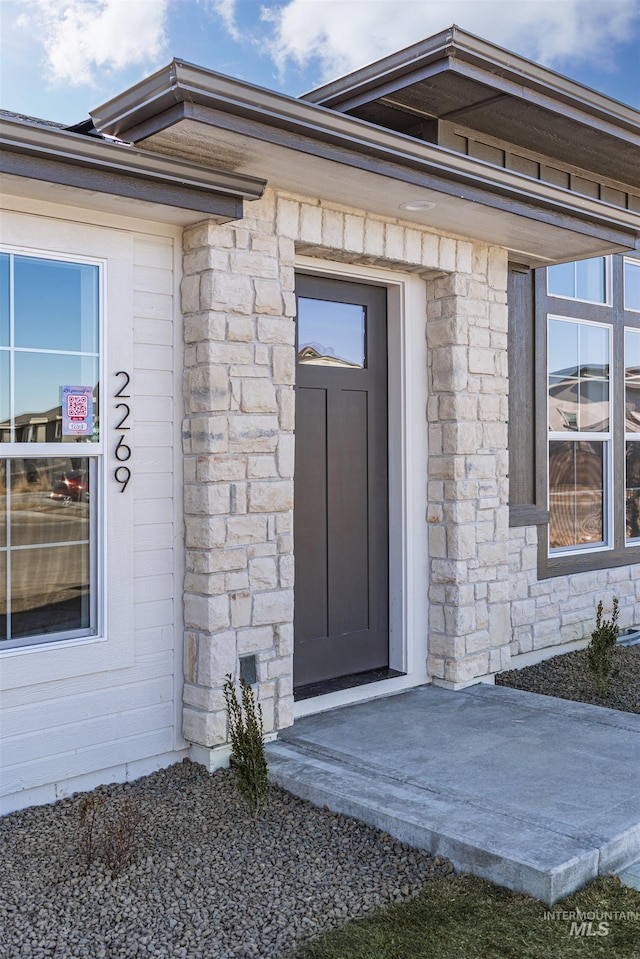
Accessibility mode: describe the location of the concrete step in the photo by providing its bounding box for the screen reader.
[267,739,599,904]
[265,684,640,905]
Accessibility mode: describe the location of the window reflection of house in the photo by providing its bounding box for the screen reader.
[298,343,363,368]
[548,364,609,433]
[549,441,604,548]
[626,367,640,430]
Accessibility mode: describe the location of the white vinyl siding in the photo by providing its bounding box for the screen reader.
[0,208,185,813]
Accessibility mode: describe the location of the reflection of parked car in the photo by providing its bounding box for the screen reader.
[50,471,89,505]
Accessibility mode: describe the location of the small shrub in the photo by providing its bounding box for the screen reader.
[223,673,269,817]
[102,799,143,877]
[76,794,143,876]
[77,794,105,866]
[587,597,620,694]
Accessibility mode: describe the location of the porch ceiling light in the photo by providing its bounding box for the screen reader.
[399,199,436,212]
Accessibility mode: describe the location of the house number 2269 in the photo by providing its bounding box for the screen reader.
[114,371,132,492]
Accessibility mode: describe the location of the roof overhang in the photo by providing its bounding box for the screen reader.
[90,61,640,268]
[0,116,266,225]
[303,26,640,191]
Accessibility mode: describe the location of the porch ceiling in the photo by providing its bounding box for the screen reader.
[135,111,637,269]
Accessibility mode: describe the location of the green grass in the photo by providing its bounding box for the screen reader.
[286,874,640,959]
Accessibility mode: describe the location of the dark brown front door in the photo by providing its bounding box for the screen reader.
[293,274,389,689]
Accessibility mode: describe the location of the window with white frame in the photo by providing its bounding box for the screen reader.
[547,316,611,552]
[534,252,640,575]
[626,328,640,542]
[0,251,101,647]
[625,258,640,312]
[548,256,610,304]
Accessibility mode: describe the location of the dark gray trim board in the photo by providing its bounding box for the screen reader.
[0,115,265,214]
[0,151,245,220]
[509,506,550,528]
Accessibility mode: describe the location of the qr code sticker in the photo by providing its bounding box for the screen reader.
[67,394,88,418]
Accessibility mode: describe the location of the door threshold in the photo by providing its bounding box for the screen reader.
[294,667,405,702]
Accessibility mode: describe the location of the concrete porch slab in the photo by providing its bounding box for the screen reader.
[265,684,640,904]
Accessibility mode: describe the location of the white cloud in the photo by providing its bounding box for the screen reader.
[210,0,241,41]
[260,0,638,86]
[17,0,169,86]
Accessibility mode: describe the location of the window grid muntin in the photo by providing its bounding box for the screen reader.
[547,314,613,555]
[0,248,103,649]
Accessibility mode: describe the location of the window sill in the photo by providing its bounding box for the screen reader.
[539,546,640,579]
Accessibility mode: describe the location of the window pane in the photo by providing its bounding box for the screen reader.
[297,298,366,368]
[0,351,9,441]
[548,262,575,298]
[0,254,9,346]
[0,551,6,640]
[575,258,606,303]
[627,442,640,540]
[9,457,90,546]
[549,319,578,377]
[0,460,5,548]
[549,440,604,549]
[11,352,98,443]
[10,542,91,639]
[625,260,640,311]
[579,380,609,431]
[14,257,99,353]
[626,329,640,433]
[1,456,94,643]
[579,324,609,378]
[549,376,578,431]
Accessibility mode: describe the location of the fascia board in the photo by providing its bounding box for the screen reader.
[303,24,640,136]
[0,116,266,200]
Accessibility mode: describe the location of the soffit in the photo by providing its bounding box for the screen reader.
[137,113,637,268]
[348,72,640,189]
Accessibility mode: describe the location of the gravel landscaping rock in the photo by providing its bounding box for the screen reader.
[496,645,640,714]
[0,761,454,959]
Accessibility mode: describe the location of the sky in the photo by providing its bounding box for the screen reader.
[0,0,639,127]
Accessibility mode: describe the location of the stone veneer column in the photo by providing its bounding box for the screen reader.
[180,194,296,748]
[425,247,512,685]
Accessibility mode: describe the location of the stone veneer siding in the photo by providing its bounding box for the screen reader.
[509,526,640,654]
[180,188,511,749]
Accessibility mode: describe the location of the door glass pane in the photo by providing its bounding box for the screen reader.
[11,352,98,443]
[626,329,640,433]
[14,257,99,353]
[297,297,366,368]
[0,254,9,347]
[625,260,640,311]
[549,440,604,549]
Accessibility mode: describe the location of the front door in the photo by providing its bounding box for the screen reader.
[293,274,389,689]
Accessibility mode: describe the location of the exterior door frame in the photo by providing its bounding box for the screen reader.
[294,256,430,718]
